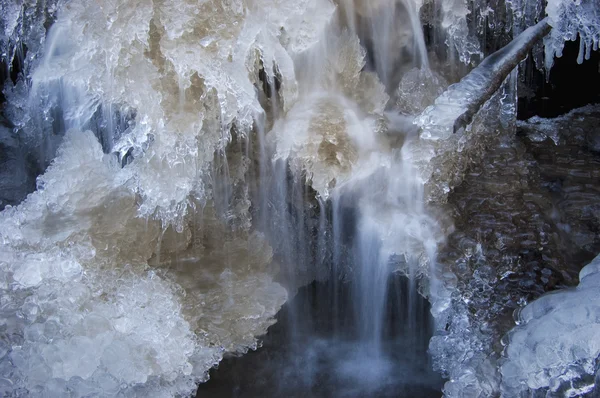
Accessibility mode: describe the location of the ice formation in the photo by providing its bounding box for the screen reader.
[0,0,335,396]
[544,0,600,70]
[0,0,59,76]
[395,67,448,115]
[439,0,482,65]
[501,254,600,396]
[0,0,450,395]
[0,126,290,396]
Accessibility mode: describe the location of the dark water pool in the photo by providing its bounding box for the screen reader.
[196,276,444,398]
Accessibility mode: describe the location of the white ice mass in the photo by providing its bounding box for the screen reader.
[502,254,600,396]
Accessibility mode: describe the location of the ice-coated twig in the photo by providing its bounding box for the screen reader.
[416,18,552,139]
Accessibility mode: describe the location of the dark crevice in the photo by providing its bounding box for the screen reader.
[518,38,600,120]
[258,65,282,98]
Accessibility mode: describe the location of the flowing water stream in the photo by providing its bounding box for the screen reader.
[199,2,445,394]
[1,0,599,397]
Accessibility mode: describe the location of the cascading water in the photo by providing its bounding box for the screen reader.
[194,1,446,394]
[1,0,600,397]
[339,0,429,90]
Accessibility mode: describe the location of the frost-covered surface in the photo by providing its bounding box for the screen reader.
[544,0,600,70]
[16,0,336,227]
[0,128,288,397]
[1,0,599,397]
[501,254,600,396]
[396,67,448,115]
[1,131,207,396]
[432,0,600,71]
[411,12,600,397]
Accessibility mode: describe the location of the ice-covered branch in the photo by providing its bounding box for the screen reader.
[416,19,552,140]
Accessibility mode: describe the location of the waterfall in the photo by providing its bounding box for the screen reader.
[196,1,446,394]
[0,0,445,395]
[1,0,598,397]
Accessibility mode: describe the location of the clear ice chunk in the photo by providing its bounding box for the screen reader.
[544,0,600,71]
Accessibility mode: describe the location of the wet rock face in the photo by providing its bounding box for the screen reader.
[442,133,576,347]
[436,105,600,391]
[518,106,600,263]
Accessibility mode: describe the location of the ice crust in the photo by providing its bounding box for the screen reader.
[0,2,508,398]
[24,0,335,227]
[0,131,206,397]
[432,104,600,398]
[0,0,59,74]
[0,128,291,397]
[439,0,482,64]
[501,254,600,395]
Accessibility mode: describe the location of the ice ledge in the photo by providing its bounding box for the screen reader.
[501,253,600,395]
